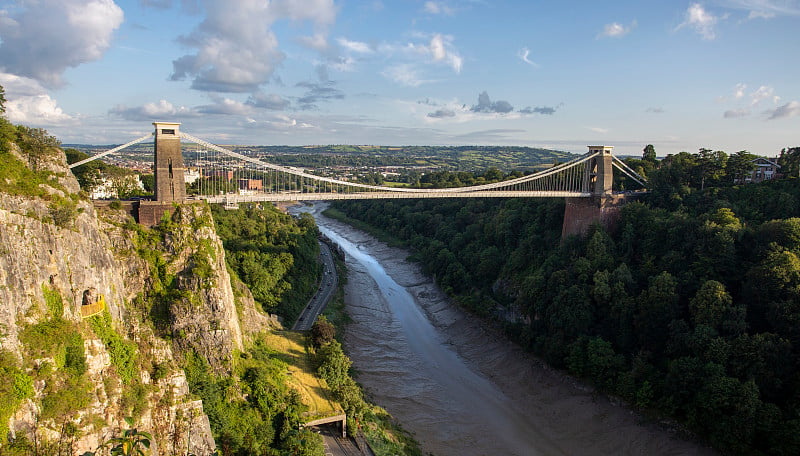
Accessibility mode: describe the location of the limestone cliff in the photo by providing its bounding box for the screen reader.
[0,131,254,454]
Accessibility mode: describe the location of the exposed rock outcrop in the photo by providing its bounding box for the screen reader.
[0,140,244,453]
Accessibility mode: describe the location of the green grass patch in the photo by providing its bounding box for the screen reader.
[361,405,424,456]
[0,350,34,438]
[89,310,138,384]
[19,316,75,362]
[42,284,64,318]
[259,331,340,420]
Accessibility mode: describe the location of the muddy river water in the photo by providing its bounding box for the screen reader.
[294,203,715,456]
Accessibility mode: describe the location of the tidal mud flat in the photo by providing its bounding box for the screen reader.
[301,203,715,456]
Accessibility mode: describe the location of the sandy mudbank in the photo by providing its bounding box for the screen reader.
[311,205,715,456]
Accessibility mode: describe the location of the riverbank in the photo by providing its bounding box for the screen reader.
[315,203,716,456]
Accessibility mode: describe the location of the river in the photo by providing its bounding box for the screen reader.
[292,202,715,456]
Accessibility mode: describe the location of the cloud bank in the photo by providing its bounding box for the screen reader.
[0,0,124,88]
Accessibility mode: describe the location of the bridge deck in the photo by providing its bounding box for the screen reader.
[201,190,593,203]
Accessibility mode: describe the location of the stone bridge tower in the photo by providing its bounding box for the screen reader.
[562,146,625,239]
[138,122,186,226]
[153,122,185,202]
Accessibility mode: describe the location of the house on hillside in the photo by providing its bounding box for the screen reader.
[748,157,781,183]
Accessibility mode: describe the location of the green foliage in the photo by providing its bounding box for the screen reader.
[0,83,6,115]
[66,147,149,198]
[316,340,351,391]
[90,311,139,384]
[360,405,424,456]
[0,122,71,201]
[330,161,800,454]
[315,339,365,433]
[778,146,800,178]
[49,198,78,227]
[106,417,153,456]
[184,336,323,456]
[40,372,92,422]
[726,150,758,184]
[19,314,75,360]
[14,125,60,171]
[42,283,64,318]
[310,315,335,348]
[280,429,324,456]
[0,350,34,438]
[642,144,657,163]
[211,203,320,321]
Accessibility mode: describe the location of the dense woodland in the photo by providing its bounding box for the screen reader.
[331,145,800,455]
[208,204,422,456]
[210,204,320,322]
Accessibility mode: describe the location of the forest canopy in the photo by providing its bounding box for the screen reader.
[331,145,800,455]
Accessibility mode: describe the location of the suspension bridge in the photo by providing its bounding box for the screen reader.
[71,122,646,236]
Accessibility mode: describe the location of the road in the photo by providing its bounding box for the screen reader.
[292,240,337,331]
[317,426,364,456]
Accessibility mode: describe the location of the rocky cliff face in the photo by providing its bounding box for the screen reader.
[0,139,254,454]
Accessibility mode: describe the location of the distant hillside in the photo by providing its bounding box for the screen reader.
[65,143,577,173]
[236,144,576,173]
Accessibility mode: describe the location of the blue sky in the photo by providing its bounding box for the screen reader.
[0,0,798,156]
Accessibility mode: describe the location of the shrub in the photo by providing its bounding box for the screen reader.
[0,351,33,437]
[89,311,138,384]
[310,315,335,348]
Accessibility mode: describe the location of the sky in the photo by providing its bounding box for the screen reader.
[0,0,798,157]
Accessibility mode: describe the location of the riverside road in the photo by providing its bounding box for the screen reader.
[292,240,337,331]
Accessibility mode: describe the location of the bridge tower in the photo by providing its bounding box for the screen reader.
[563,145,624,239]
[153,122,185,202]
[138,122,186,226]
[586,145,614,197]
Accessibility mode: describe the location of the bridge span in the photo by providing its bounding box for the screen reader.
[73,121,646,237]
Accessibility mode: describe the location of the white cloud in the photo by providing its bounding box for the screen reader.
[6,95,76,125]
[0,72,76,125]
[734,82,747,99]
[750,85,776,105]
[382,64,430,87]
[719,0,800,19]
[428,34,462,73]
[370,33,463,80]
[424,1,453,15]
[517,47,538,67]
[196,97,255,116]
[598,20,637,38]
[170,0,337,92]
[767,100,800,119]
[337,38,373,54]
[588,126,609,134]
[0,0,124,88]
[676,3,718,40]
[109,99,196,121]
[242,114,315,131]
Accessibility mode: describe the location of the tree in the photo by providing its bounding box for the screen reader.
[635,272,679,354]
[310,315,335,348]
[695,148,727,190]
[725,150,757,184]
[643,144,657,163]
[0,83,6,115]
[316,340,351,391]
[81,417,152,456]
[689,280,744,335]
[778,147,800,178]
